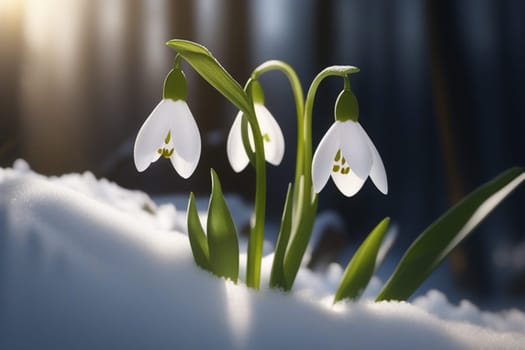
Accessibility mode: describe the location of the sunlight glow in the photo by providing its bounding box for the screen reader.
[23,0,85,86]
[0,0,21,14]
[225,280,252,347]
[196,0,225,52]
[97,0,125,62]
[142,0,168,75]
[0,0,23,45]
[95,0,126,119]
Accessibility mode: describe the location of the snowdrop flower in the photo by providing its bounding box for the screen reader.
[312,88,387,197]
[226,80,285,173]
[134,68,201,179]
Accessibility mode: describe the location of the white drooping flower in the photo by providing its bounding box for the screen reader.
[226,103,285,173]
[311,88,387,197]
[133,69,201,179]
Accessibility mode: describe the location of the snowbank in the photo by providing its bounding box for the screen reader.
[1,161,524,349]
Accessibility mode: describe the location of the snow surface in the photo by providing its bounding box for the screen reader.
[1,160,525,349]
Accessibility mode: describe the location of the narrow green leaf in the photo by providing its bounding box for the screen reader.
[186,192,211,271]
[377,167,525,302]
[282,177,318,290]
[375,228,397,271]
[269,183,294,289]
[166,39,252,114]
[334,217,390,303]
[207,169,239,282]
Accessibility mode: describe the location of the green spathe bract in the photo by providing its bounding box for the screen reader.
[377,167,525,301]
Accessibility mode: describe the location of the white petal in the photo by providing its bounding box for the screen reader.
[133,100,172,172]
[169,153,196,179]
[358,123,388,194]
[169,100,201,178]
[226,111,250,172]
[339,121,372,179]
[254,104,285,166]
[312,122,340,194]
[332,169,366,197]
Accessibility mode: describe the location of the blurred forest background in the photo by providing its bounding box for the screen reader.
[0,0,524,308]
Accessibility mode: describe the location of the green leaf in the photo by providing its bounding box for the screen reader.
[186,192,210,271]
[375,229,397,271]
[282,177,318,291]
[334,217,390,303]
[269,183,294,289]
[207,169,239,282]
[166,39,252,114]
[377,167,525,302]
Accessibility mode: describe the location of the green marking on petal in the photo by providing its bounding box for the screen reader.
[342,157,346,165]
[334,149,341,162]
[165,131,171,145]
[158,147,175,159]
[263,133,271,142]
[333,165,340,173]
[341,167,350,175]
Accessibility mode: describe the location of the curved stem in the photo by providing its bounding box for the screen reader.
[174,54,183,69]
[240,114,256,166]
[244,83,267,290]
[281,65,360,289]
[252,61,305,189]
[344,76,351,90]
[246,112,266,289]
[244,61,305,289]
[303,65,360,204]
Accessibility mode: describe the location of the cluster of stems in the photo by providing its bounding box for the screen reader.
[242,62,359,289]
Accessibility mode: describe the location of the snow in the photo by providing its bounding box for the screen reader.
[1,160,525,349]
